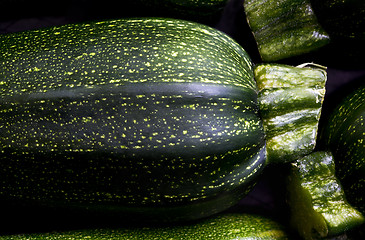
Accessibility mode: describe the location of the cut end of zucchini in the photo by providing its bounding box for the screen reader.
[288,173,328,239]
[287,171,329,240]
[254,63,327,164]
[287,152,365,239]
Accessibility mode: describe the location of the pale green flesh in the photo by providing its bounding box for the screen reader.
[287,152,365,239]
[254,63,327,163]
[0,213,289,240]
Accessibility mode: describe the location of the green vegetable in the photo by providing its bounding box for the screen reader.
[244,0,330,61]
[255,63,326,163]
[322,84,365,215]
[0,213,290,240]
[0,18,326,223]
[0,17,262,223]
[287,151,364,240]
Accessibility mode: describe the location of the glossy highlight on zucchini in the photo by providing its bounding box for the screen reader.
[0,18,265,222]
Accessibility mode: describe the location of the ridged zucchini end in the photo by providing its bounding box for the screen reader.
[254,63,327,164]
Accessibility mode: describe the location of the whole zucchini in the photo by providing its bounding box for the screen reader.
[322,84,365,215]
[0,18,326,222]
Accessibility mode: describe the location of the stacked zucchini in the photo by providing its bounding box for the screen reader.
[0,0,364,239]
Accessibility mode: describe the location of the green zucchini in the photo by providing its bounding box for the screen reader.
[244,0,330,62]
[0,212,290,240]
[0,17,263,223]
[287,151,364,240]
[0,18,326,223]
[322,84,365,215]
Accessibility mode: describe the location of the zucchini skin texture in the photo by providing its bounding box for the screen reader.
[0,18,265,222]
[323,85,365,215]
[244,0,330,61]
[0,213,290,240]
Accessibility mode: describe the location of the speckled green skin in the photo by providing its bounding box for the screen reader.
[254,64,326,163]
[0,213,290,240]
[244,0,330,61]
[323,85,365,215]
[287,152,364,239]
[0,18,266,222]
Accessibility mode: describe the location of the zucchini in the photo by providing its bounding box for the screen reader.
[0,17,263,223]
[0,212,290,240]
[244,0,330,62]
[0,18,326,222]
[322,84,365,215]
[287,151,364,240]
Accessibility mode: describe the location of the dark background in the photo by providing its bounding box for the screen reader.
[0,0,364,238]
